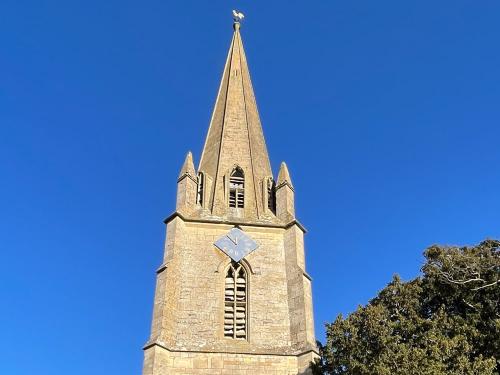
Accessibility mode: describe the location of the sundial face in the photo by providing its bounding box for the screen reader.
[214,228,259,262]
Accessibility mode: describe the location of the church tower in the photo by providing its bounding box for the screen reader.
[143,18,318,375]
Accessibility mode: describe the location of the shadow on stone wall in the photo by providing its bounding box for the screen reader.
[298,359,323,375]
[296,362,317,375]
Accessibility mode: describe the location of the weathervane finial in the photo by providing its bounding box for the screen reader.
[232,9,245,29]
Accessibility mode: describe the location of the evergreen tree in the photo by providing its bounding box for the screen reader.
[317,239,499,375]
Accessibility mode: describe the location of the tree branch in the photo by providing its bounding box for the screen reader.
[471,280,499,291]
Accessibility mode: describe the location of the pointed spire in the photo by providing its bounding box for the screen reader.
[276,162,295,221]
[277,162,294,190]
[178,151,196,180]
[198,20,273,219]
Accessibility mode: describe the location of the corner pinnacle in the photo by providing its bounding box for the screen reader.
[178,151,196,180]
[277,162,294,190]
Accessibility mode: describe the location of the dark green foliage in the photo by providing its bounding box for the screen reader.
[318,239,499,375]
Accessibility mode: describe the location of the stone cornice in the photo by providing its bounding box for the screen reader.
[177,173,197,184]
[143,341,319,357]
[163,211,307,233]
[276,180,294,192]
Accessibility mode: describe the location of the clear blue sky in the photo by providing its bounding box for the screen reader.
[1,1,499,374]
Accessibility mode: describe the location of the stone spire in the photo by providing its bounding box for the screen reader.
[176,151,197,213]
[178,151,196,180]
[276,162,295,222]
[198,21,273,220]
[277,162,294,190]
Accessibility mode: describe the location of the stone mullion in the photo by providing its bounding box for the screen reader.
[231,265,236,339]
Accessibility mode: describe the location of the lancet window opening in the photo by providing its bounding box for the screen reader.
[266,177,276,213]
[197,172,205,206]
[224,263,247,339]
[229,168,245,208]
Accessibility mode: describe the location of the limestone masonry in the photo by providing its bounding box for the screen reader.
[142,21,318,375]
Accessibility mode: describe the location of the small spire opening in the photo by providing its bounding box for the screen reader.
[266,177,276,213]
[229,168,245,209]
[197,172,205,206]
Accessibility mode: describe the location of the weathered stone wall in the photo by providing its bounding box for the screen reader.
[144,215,318,374]
[143,345,316,375]
[150,218,294,352]
[284,225,316,349]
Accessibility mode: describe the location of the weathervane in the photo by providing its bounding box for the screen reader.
[232,9,245,23]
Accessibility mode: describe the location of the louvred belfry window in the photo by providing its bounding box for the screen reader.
[229,168,245,208]
[224,263,247,339]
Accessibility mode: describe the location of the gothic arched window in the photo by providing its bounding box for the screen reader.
[224,263,247,339]
[229,168,245,208]
[197,172,205,206]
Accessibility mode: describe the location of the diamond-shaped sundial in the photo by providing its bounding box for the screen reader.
[214,228,259,262]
